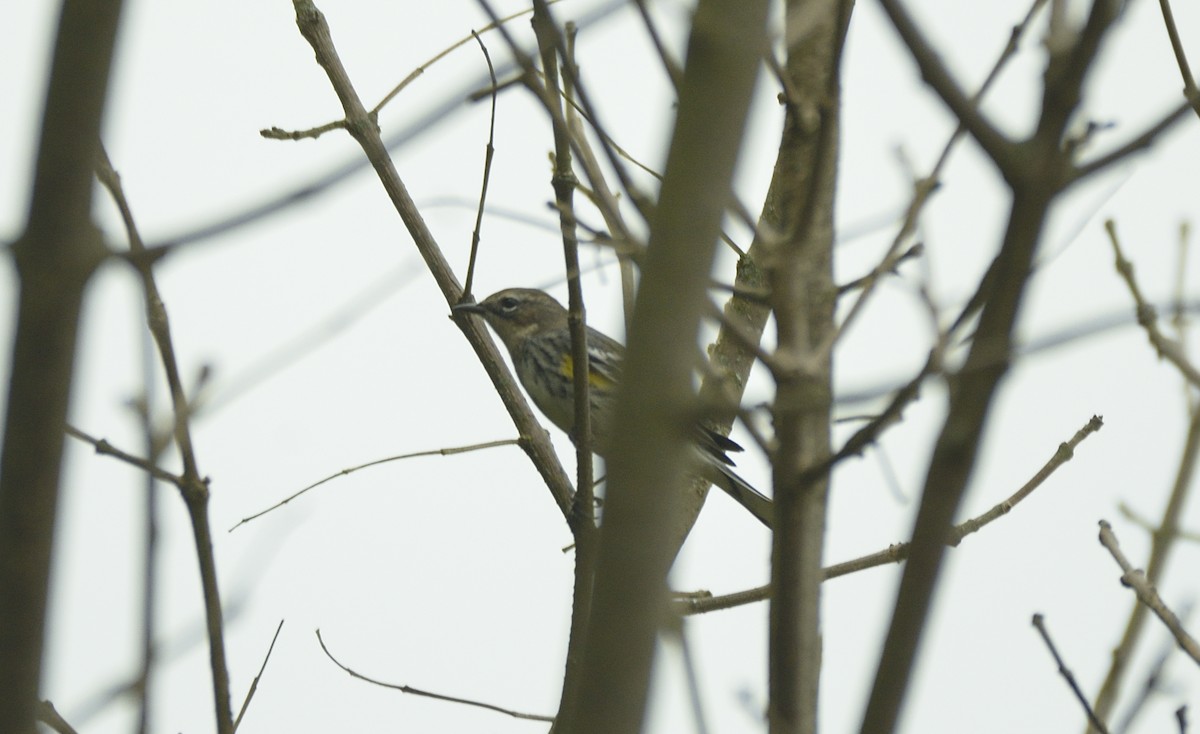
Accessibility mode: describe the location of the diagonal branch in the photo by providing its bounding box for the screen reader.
[1106,219,1200,388]
[1098,522,1200,666]
[679,415,1103,615]
[288,0,575,519]
[874,0,1018,177]
[1156,0,1200,117]
[1070,101,1193,184]
[1032,614,1112,734]
[1090,401,1200,729]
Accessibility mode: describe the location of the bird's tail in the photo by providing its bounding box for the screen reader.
[707,461,774,529]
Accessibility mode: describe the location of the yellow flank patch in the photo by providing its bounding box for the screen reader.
[561,354,614,390]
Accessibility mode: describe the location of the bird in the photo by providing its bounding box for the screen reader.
[453,287,773,528]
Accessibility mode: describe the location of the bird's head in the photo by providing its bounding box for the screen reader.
[453,288,568,351]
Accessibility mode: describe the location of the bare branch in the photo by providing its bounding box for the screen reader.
[288,0,576,519]
[230,439,520,531]
[532,0,595,535]
[1071,101,1193,183]
[1119,502,1200,544]
[1032,613,1112,734]
[1106,219,1200,388]
[679,415,1103,615]
[1156,0,1200,118]
[824,0,1048,361]
[950,415,1104,544]
[96,148,235,734]
[315,629,554,722]
[461,31,498,301]
[1098,522,1200,667]
[262,3,561,140]
[233,620,285,732]
[1091,403,1200,727]
[874,0,1018,176]
[65,424,186,490]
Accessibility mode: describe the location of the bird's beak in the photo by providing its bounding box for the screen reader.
[451,299,486,317]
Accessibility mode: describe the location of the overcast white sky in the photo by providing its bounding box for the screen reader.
[3,1,1200,732]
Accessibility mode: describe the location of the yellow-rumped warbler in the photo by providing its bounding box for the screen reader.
[454,288,773,527]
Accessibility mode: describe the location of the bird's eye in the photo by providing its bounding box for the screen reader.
[499,296,519,311]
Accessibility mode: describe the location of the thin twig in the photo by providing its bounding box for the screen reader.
[837,243,925,295]
[96,147,234,734]
[1070,101,1193,182]
[799,348,941,486]
[1107,219,1200,387]
[131,381,161,734]
[315,629,554,722]
[1032,613,1112,734]
[533,0,593,534]
[1171,222,1194,413]
[259,119,348,141]
[1118,502,1200,544]
[1155,0,1200,118]
[461,31,498,300]
[65,423,185,489]
[474,0,653,234]
[230,439,519,530]
[474,0,641,259]
[632,0,683,89]
[830,299,1200,407]
[372,3,556,116]
[820,0,1048,364]
[680,415,1102,614]
[145,3,629,261]
[233,620,285,732]
[1098,521,1200,666]
[262,4,555,141]
[950,415,1103,544]
[874,0,1017,175]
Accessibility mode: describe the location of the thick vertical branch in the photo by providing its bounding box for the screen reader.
[859,2,1127,731]
[0,1,124,732]
[531,6,599,732]
[765,2,849,733]
[859,185,1053,734]
[562,1,769,732]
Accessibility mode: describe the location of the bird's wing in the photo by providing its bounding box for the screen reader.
[582,328,746,466]
[584,328,624,391]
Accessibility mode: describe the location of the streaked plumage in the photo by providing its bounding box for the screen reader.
[455,288,774,527]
